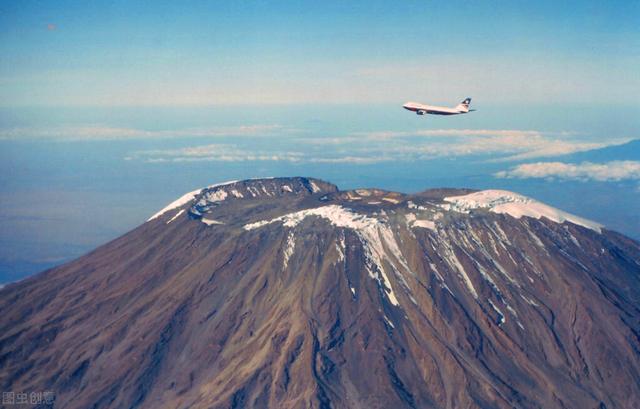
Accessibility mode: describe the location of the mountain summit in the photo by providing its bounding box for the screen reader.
[1,177,639,408]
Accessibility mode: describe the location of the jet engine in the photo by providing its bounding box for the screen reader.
[417,110,426,115]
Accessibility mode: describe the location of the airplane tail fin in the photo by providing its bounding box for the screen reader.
[455,97,471,112]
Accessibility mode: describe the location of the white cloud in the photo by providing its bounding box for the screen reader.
[127,144,304,163]
[308,156,390,164]
[495,161,640,182]
[4,123,631,165]
[468,135,610,162]
[302,129,547,145]
[303,129,630,161]
[350,129,546,139]
[128,133,635,165]
[0,124,294,141]
[118,126,635,165]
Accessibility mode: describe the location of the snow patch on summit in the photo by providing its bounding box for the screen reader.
[166,209,185,224]
[244,205,379,231]
[283,231,295,269]
[335,233,345,263]
[147,180,238,221]
[442,190,602,232]
[309,180,321,193]
[488,299,506,326]
[148,189,202,221]
[206,189,228,202]
[244,205,414,307]
[405,214,436,231]
[201,218,224,226]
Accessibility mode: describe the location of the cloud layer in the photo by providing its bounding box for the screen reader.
[125,144,304,163]
[298,130,631,163]
[124,128,634,164]
[3,124,632,166]
[0,125,294,141]
[495,161,640,182]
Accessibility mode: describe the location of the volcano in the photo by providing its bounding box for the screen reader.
[1,177,639,408]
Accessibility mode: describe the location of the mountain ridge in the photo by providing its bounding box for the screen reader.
[1,177,639,409]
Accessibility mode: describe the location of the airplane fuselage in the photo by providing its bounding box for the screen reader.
[403,102,464,115]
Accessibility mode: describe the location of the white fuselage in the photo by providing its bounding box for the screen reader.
[403,102,467,116]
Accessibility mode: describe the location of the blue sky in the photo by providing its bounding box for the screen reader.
[1,1,638,106]
[0,1,639,283]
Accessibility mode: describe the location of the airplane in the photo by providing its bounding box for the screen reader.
[403,98,475,116]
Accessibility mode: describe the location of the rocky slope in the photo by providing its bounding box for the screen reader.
[1,177,639,409]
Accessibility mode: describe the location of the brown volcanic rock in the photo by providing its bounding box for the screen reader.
[1,177,640,409]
